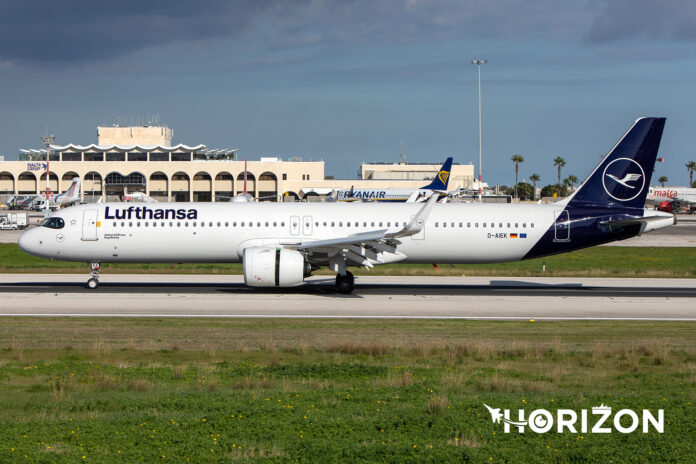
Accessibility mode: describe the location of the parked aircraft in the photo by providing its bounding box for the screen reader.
[18,118,673,293]
[334,157,453,202]
[31,178,82,211]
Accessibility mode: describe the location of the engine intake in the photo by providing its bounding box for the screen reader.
[243,247,305,287]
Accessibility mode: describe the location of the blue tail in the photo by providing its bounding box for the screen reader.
[567,117,665,209]
[422,157,453,190]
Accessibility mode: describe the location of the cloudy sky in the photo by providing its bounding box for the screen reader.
[1,0,695,186]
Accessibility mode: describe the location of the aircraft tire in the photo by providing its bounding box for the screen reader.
[335,272,354,294]
[86,278,99,289]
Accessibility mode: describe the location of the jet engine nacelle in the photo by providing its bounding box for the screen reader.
[243,247,305,287]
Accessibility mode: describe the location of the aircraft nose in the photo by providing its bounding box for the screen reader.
[18,228,41,256]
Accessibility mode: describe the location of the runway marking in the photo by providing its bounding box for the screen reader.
[1,314,696,321]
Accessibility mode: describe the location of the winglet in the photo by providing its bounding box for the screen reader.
[388,193,438,238]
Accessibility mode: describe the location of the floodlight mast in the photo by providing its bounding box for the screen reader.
[471,57,487,201]
[41,134,55,211]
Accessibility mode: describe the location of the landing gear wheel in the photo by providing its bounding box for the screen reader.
[335,271,355,294]
[87,262,101,289]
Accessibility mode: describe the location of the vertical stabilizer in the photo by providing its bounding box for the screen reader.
[567,118,665,209]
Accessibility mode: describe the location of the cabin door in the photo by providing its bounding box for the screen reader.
[82,209,99,241]
[554,210,570,242]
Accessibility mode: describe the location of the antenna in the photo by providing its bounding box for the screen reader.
[399,139,407,164]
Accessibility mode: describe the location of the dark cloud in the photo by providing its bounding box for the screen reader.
[0,0,293,63]
[587,0,696,43]
[0,0,595,65]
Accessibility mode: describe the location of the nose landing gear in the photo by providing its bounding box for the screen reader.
[86,262,100,289]
[335,271,355,294]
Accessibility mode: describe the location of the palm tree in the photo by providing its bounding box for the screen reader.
[658,175,668,187]
[553,156,566,196]
[563,174,578,192]
[687,161,696,187]
[511,154,524,198]
[529,173,540,201]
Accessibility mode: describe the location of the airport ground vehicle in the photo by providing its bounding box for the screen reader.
[0,212,27,230]
[18,118,674,293]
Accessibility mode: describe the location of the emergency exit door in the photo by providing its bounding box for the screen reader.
[554,210,570,242]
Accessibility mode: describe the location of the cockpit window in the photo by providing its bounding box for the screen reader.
[40,217,65,229]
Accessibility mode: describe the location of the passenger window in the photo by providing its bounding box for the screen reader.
[515,223,518,228]
[153,222,157,227]
[112,221,116,227]
[531,223,534,228]
[475,223,478,228]
[354,222,358,227]
[281,222,285,227]
[339,222,343,227]
[273,222,277,227]
[161,222,165,227]
[379,222,383,227]
[482,223,486,227]
[346,222,350,228]
[387,222,391,227]
[523,223,526,228]
[129,222,133,227]
[225,222,229,227]
[169,222,173,227]
[177,222,181,227]
[451,222,455,227]
[459,222,463,228]
[185,222,189,227]
[136,222,141,227]
[442,222,446,228]
[467,222,470,227]
[499,223,502,228]
[435,222,439,227]
[209,222,213,227]
[257,222,261,227]
[323,222,327,227]
[363,222,367,227]
[371,222,375,227]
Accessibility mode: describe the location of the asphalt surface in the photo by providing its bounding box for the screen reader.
[1,275,694,320]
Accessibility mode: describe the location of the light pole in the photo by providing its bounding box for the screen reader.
[41,134,55,211]
[471,57,487,201]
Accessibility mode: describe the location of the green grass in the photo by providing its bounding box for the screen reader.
[1,243,695,277]
[0,318,694,463]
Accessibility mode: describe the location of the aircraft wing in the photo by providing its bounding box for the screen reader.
[280,195,439,267]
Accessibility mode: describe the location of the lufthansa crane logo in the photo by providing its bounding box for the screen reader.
[602,158,645,202]
[438,170,450,185]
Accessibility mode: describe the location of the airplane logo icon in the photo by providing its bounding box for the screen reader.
[438,170,450,185]
[605,173,642,189]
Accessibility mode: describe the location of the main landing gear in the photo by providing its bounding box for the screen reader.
[86,262,100,289]
[335,271,354,294]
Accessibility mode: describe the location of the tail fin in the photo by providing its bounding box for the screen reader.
[567,117,665,209]
[423,157,453,190]
[58,178,81,205]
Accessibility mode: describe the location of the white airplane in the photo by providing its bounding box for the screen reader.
[18,118,674,294]
[34,178,82,211]
[334,157,453,202]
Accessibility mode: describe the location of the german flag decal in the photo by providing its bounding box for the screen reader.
[510,233,518,238]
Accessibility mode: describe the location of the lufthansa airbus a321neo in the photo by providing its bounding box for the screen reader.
[19,117,674,294]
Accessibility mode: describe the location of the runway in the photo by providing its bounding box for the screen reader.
[1,274,695,320]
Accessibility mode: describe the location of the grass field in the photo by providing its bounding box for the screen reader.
[0,318,694,463]
[1,243,695,277]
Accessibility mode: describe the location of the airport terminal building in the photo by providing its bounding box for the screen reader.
[0,125,475,202]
